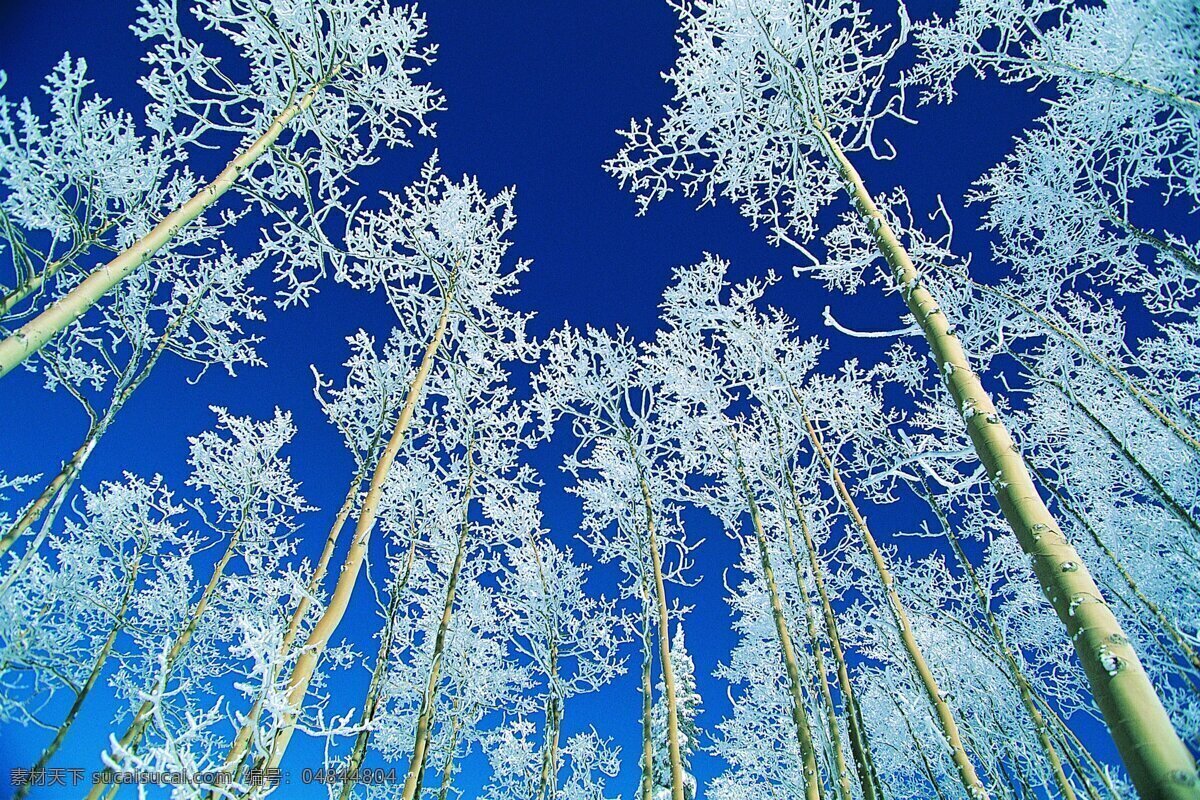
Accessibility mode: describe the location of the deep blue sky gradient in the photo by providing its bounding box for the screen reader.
[0,1,1072,796]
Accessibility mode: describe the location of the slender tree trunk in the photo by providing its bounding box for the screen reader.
[13,571,139,800]
[892,689,951,800]
[337,562,412,800]
[1010,348,1200,543]
[0,306,179,562]
[805,414,989,799]
[436,700,462,800]
[533,535,564,800]
[778,499,854,800]
[398,455,475,800]
[247,301,450,790]
[2,279,208,572]
[0,70,340,380]
[817,127,1199,800]
[639,576,655,800]
[780,458,882,800]
[917,479,1079,800]
[0,429,97,560]
[735,460,825,800]
[536,694,563,800]
[1103,210,1200,280]
[1035,692,1126,800]
[638,474,687,800]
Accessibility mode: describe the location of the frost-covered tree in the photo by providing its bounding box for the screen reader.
[606,2,1194,792]
[0,245,264,562]
[0,475,190,800]
[818,182,1200,790]
[711,539,822,800]
[0,57,175,318]
[494,536,627,800]
[83,407,310,800]
[644,318,833,800]
[216,327,423,781]
[656,257,988,799]
[533,325,698,800]
[0,0,442,377]
[338,361,536,800]
[238,157,532,788]
[651,626,701,800]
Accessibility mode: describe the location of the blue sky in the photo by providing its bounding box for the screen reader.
[0,0,1063,796]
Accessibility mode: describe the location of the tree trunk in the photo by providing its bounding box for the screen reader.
[398,455,475,800]
[3,279,208,567]
[0,217,120,319]
[532,535,564,800]
[891,691,951,800]
[436,701,462,800]
[777,496,854,800]
[974,279,1200,455]
[779,456,882,800]
[338,534,419,800]
[14,570,139,800]
[1028,461,1200,673]
[638,475,687,800]
[220,467,370,787]
[248,301,449,789]
[0,430,97,561]
[735,460,825,800]
[84,512,250,800]
[536,694,563,800]
[920,483,1078,800]
[1010,348,1200,543]
[639,576,655,800]
[0,71,338,379]
[805,414,989,800]
[817,127,1198,800]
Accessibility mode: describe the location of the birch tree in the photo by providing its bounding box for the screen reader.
[0,57,174,319]
[493,537,627,800]
[0,245,264,563]
[0,475,191,799]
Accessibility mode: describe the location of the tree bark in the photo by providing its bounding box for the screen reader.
[777,493,854,800]
[13,568,140,800]
[817,126,1198,800]
[639,575,655,800]
[1009,348,1200,543]
[338,535,418,800]
[1028,461,1200,673]
[779,455,882,800]
[219,467,370,786]
[973,279,1200,455]
[398,453,475,800]
[918,479,1078,800]
[638,473,687,800]
[84,508,251,800]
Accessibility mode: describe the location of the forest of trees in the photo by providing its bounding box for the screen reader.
[0,0,1198,798]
